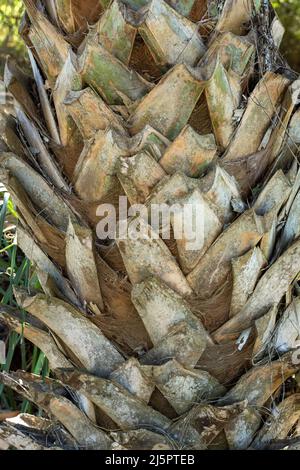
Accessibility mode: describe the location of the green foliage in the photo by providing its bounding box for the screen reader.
[0,0,25,74]
[0,187,48,412]
[272,0,300,71]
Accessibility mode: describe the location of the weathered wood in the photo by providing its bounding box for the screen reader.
[0,423,57,450]
[201,32,255,77]
[78,39,152,105]
[1,170,66,267]
[94,0,136,65]
[160,125,217,178]
[252,394,300,449]
[146,359,225,414]
[64,88,125,139]
[117,150,166,204]
[73,129,124,203]
[66,220,104,311]
[279,184,300,252]
[117,218,193,296]
[252,304,277,360]
[187,209,262,297]
[178,401,247,446]
[273,298,300,354]
[132,276,208,366]
[48,396,112,449]
[54,0,76,33]
[17,108,68,191]
[55,368,204,448]
[0,305,71,370]
[172,188,222,273]
[219,352,298,408]
[214,238,300,342]
[28,48,61,145]
[139,0,206,68]
[4,57,40,128]
[16,225,78,306]
[254,170,291,259]
[200,165,244,223]
[23,0,70,84]
[110,357,155,403]
[205,59,238,150]
[215,0,262,35]
[15,289,124,377]
[129,64,204,139]
[223,72,289,163]
[110,428,173,450]
[230,247,266,317]
[0,153,75,231]
[53,50,82,147]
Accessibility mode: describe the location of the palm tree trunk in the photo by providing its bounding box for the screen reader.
[0,0,300,450]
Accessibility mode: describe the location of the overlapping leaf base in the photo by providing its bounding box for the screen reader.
[0,0,300,450]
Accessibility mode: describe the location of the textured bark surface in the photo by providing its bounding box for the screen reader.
[0,0,299,451]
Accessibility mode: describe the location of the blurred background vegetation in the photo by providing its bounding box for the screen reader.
[0,0,300,74]
[273,0,300,71]
[0,0,26,72]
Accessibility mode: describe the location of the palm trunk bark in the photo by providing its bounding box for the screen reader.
[0,0,299,450]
